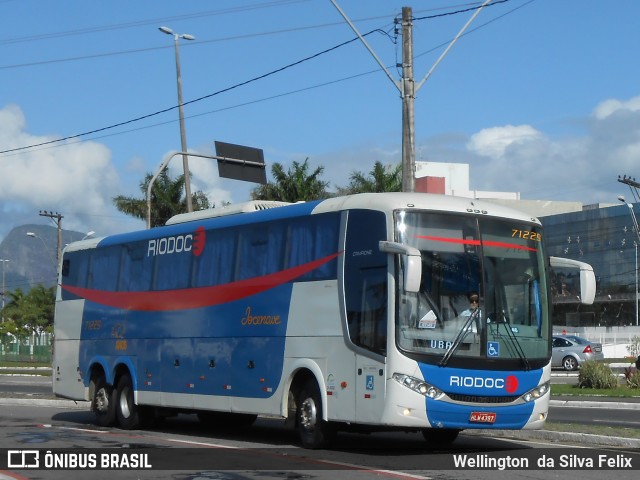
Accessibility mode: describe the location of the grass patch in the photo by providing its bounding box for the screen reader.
[551,383,640,398]
[544,421,640,439]
[0,361,52,375]
[0,361,50,368]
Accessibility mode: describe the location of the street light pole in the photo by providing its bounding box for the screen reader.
[26,232,57,271]
[619,195,640,326]
[1,259,8,322]
[159,26,195,213]
[146,150,266,228]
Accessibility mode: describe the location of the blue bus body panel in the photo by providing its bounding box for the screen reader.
[79,283,294,398]
[67,200,339,401]
[418,363,543,429]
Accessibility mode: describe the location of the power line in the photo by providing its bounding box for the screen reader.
[0,0,523,157]
[0,0,310,46]
[0,31,375,156]
[413,0,511,21]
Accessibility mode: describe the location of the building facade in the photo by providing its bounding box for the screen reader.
[541,203,640,328]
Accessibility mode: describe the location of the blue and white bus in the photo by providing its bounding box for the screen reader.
[53,193,595,448]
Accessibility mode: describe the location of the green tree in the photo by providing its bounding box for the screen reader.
[1,285,55,333]
[113,170,211,227]
[339,161,402,194]
[251,158,329,202]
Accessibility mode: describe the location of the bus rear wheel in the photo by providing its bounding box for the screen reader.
[115,373,140,430]
[90,375,116,427]
[296,380,334,449]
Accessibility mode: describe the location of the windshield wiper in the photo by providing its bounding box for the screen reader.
[439,309,479,367]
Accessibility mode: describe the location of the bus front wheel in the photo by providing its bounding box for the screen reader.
[90,375,116,427]
[296,380,334,449]
[115,373,140,430]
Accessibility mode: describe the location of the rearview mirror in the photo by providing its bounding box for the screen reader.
[549,256,596,305]
[379,241,422,293]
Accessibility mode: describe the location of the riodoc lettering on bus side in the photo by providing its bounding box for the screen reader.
[147,226,206,257]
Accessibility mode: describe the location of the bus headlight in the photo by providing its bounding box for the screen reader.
[522,382,550,403]
[393,373,444,399]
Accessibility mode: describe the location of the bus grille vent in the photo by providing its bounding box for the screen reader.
[446,393,519,404]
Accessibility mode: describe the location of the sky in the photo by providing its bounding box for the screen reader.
[1,0,640,242]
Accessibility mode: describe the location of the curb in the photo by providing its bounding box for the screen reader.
[0,397,87,409]
[549,399,640,409]
[464,428,640,448]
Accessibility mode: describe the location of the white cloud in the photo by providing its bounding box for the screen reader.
[466,125,543,158]
[422,96,640,204]
[594,95,640,120]
[0,104,127,241]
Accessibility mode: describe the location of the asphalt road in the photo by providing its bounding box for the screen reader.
[1,373,639,430]
[1,403,640,480]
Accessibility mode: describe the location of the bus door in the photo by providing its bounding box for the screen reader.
[344,210,388,423]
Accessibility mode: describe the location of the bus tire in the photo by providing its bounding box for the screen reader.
[90,375,116,427]
[422,428,461,446]
[115,373,140,430]
[296,380,334,449]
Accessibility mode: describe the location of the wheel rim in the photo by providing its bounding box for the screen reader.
[300,397,317,431]
[95,388,109,413]
[564,357,576,370]
[119,385,132,419]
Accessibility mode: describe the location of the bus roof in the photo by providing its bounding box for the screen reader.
[64,193,540,253]
[312,193,540,224]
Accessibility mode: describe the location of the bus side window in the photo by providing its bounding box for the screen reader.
[89,246,121,291]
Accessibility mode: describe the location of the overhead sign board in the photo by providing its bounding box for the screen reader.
[215,141,267,185]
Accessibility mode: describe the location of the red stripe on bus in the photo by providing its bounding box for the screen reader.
[61,251,342,312]
[416,235,537,252]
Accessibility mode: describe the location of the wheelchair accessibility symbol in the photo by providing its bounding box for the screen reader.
[487,342,500,357]
[366,375,374,390]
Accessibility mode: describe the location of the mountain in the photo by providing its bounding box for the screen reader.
[0,224,87,294]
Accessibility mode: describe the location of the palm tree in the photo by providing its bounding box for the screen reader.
[251,158,329,202]
[339,161,402,194]
[1,286,55,333]
[113,170,210,227]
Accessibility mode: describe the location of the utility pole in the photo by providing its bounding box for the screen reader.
[401,7,415,192]
[39,211,63,267]
[330,1,494,193]
[1,259,8,323]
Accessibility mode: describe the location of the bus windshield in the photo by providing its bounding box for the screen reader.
[394,210,550,366]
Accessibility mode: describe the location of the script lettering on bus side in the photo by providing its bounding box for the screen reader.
[241,307,281,326]
[84,320,102,331]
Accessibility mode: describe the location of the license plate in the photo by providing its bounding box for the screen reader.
[470,412,496,423]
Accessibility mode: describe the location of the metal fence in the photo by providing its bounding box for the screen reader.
[0,333,51,363]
